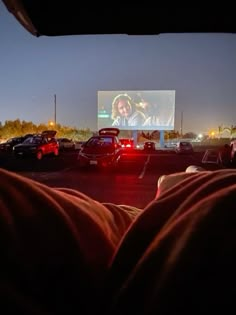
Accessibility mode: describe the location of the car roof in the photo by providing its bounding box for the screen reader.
[2,1,236,37]
[10,137,22,140]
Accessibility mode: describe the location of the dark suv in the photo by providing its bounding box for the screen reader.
[0,134,33,153]
[77,128,122,169]
[13,130,59,160]
[144,141,156,151]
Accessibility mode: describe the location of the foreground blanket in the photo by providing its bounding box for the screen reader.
[0,168,141,314]
[104,168,236,314]
[1,167,236,314]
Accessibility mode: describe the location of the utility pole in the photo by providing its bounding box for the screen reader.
[54,94,57,126]
[180,110,183,137]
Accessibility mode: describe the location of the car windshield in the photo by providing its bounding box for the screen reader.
[86,137,113,147]
[23,137,42,144]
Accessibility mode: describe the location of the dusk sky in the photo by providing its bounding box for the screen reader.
[1,2,236,135]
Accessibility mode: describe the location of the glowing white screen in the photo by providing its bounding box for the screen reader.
[97,90,175,130]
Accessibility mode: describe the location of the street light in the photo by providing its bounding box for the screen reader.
[210,131,215,138]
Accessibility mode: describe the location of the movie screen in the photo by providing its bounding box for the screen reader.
[97,90,175,130]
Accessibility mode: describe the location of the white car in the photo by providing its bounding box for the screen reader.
[57,138,75,151]
[175,141,194,154]
[74,141,86,151]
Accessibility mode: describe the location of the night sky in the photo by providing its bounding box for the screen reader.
[1,2,236,134]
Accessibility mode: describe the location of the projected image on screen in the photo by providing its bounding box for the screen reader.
[97,90,175,131]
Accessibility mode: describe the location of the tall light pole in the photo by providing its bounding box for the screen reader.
[54,94,57,126]
[180,110,183,137]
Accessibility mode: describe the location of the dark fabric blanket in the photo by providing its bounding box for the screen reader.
[104,169,236,314]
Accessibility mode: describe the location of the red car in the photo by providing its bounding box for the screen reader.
[13,130,59,160]
[119,138,134,149]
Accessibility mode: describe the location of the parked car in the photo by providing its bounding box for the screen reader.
[143,141,156,151]
[175,141,194,154]
[0,134,33,153]
[0,137,24,153]
[119,138,134,150]
[77,128,122,169]
[230,139,236,164]
[74,140,87,151]
[57,138,75,151]
[13,130,59,160]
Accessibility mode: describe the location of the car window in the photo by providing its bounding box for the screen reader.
[24,137,42,144]
[86,137,113,147]
[86,138,101,147]
[100,137,113,145]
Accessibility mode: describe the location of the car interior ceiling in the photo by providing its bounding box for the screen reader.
[2,1,236,36]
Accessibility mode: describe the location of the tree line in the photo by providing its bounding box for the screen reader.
[0,119,93,141]
[0,119,201,142]
[4,119,235,142]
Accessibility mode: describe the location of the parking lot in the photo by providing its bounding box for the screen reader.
[0,149,223,208]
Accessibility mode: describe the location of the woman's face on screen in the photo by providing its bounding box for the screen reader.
[117,100,132,118]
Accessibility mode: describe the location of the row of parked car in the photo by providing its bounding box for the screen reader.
[77,129,196,169]
[0,131,86,160]
[0,128,196,163]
